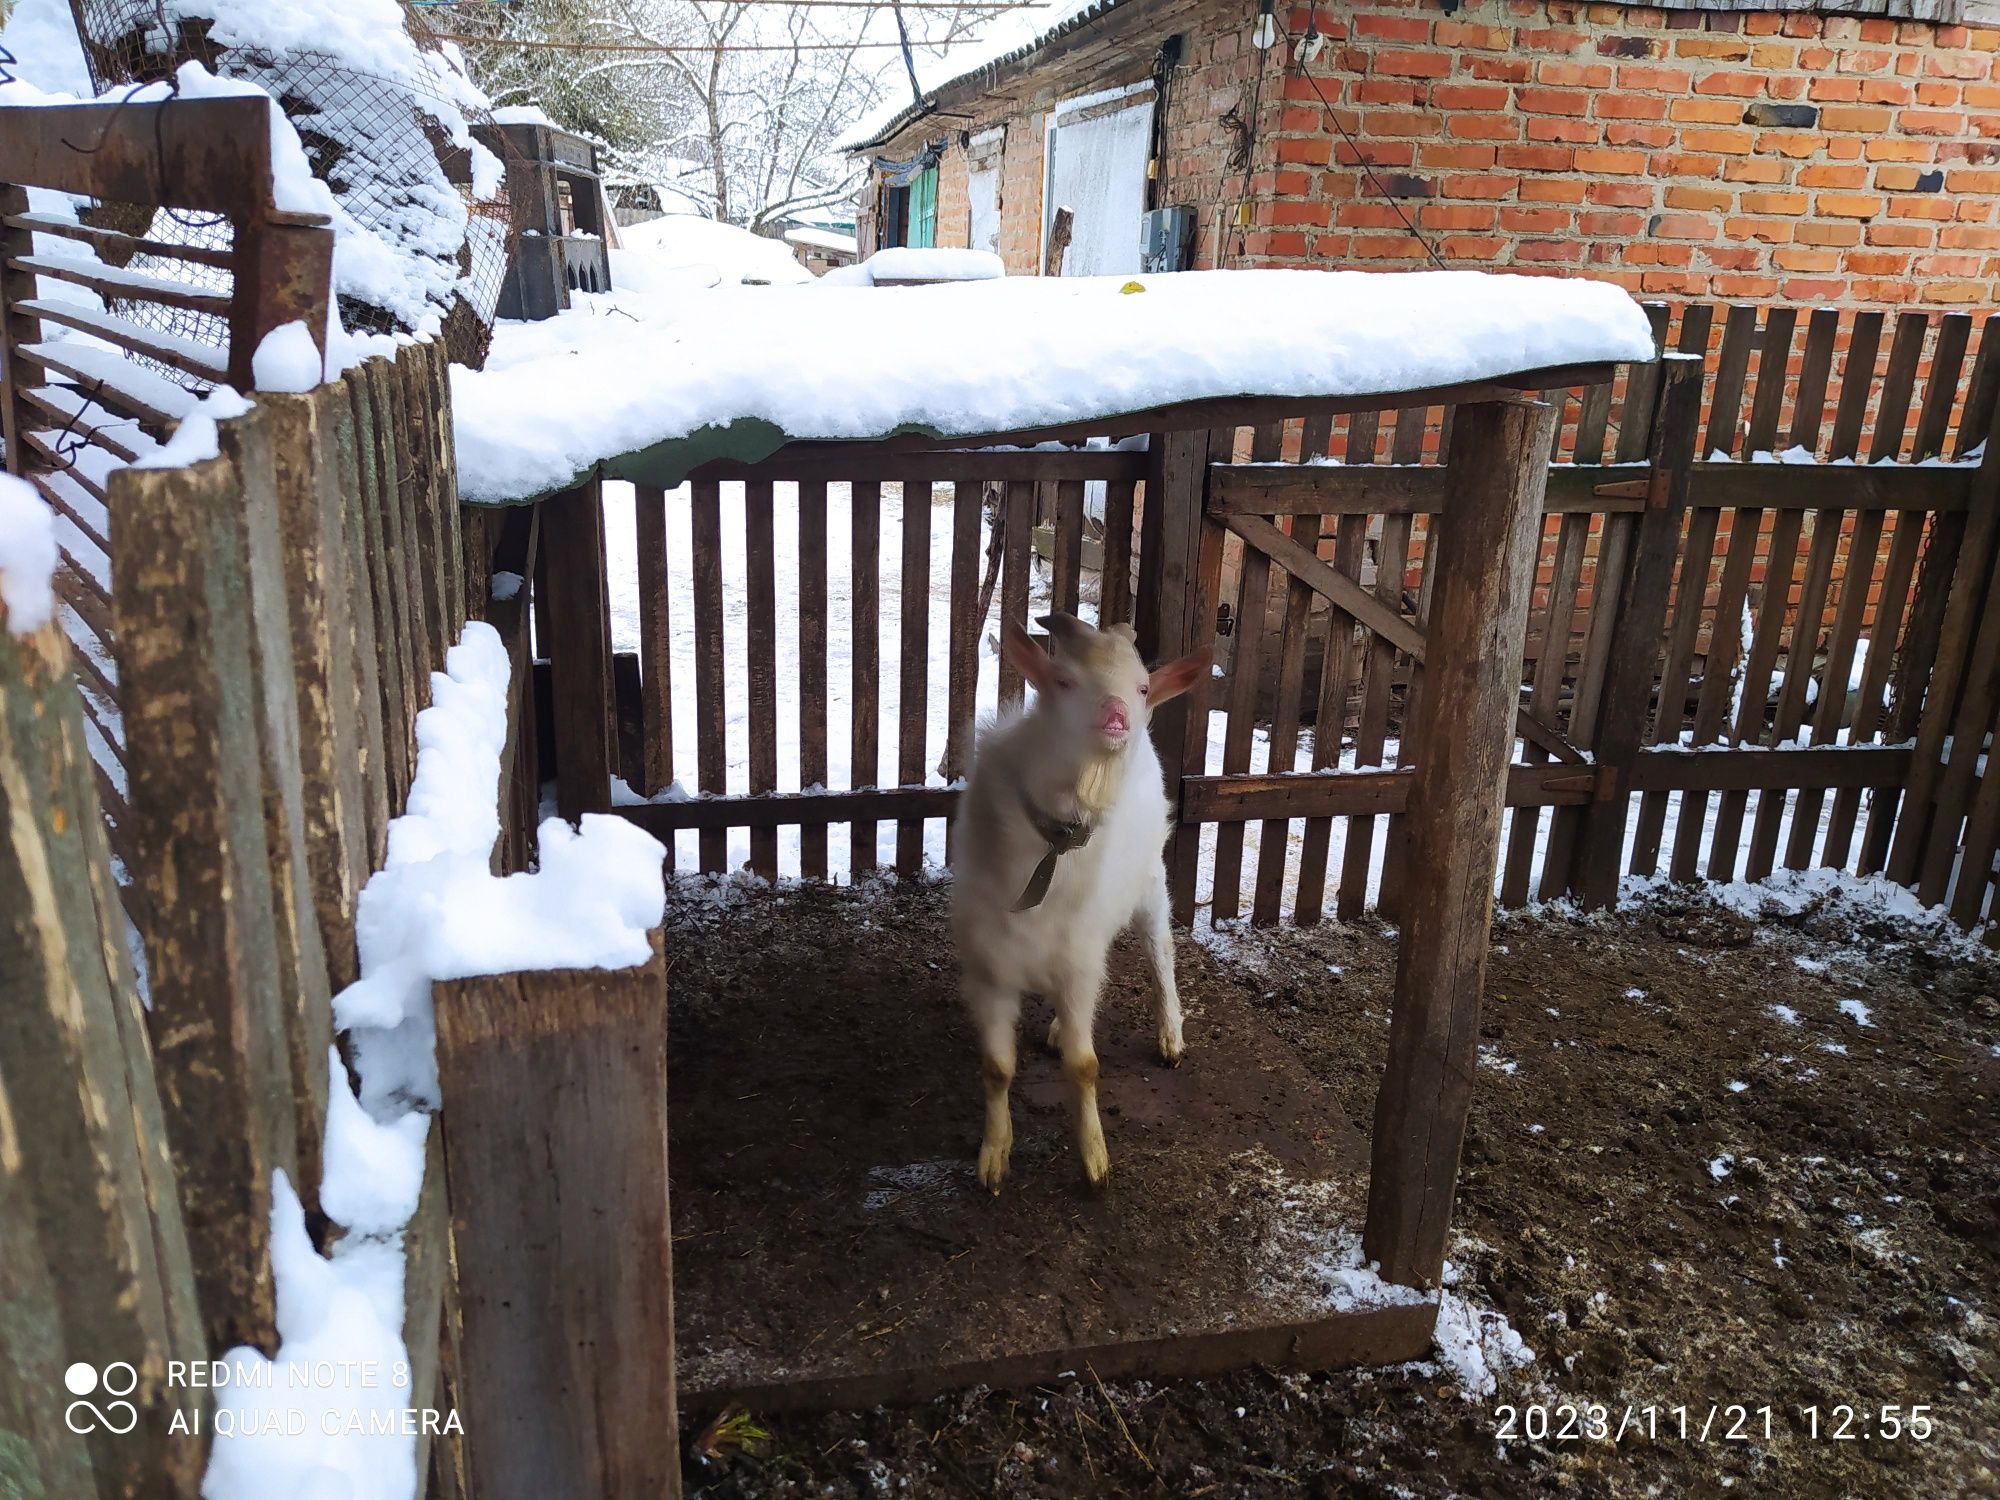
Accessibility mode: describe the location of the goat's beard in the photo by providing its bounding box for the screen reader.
[1074,743,1127,818]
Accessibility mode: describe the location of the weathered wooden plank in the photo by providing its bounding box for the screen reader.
[1951,314,2000,461]
[327,380,392,876]
[1377,402,1436,920]
[349,367,414,804]
[1210,535,1272,923]
[1100,475,1137,625]
[1187,762,1596,823]
[1363,397,1557,1289]
[1825,503,1927,869]
[996,480,1031,705]
[1209,458,1969,519]
[1294,513,1368,924]
[0,607,207,1497]
[1789,307,1841,457]
[1746,508,1840,881]
[1707,506,1806,879]
[1912,313,1972,464]
[1745,306,1797,456]
[373,357,437,707]
[619,784,958,834]
[1671,503,1762,882]
[1182,744,1913,821]
[435,933,679,1500]
[1254,512,1318,925]
[745,478,779,879]
[111,450,300,1354]
[944,478,982,865]
[543,480,614,823]
[897,475,933,874]
[799,479,830,878]
[399,343,453,667]
[851,480,882,874]
[261,387,372,994]
[1339,512,1412,920]
[691,480,729,873]
[635,483,675,799]
[1628,487,1721,877]
[210,405,335,1227]
[686,447,1149,485]
[1502,510,1587,906]
[1702,304,1757,459]
[1570,355,1702,906]
[1148,429,1226,925]
[1052,477,1084,618]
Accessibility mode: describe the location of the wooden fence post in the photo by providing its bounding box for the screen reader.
[1362,397,1558,1289]
[1141,427,1226,926]
[111,451,300,1353]
[0,606,207,1497]
[260,387,376,994]
[345,369,415,816]
[542,479,616,821]
[215,406,334,1219]
[434,933,678,1500]
[1567,354,1703,908]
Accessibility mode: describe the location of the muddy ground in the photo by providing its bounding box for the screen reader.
[664,875,1999,1499]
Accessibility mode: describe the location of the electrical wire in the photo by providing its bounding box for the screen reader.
[413,0,1040,8]
[428,30,979,51]
[1275,14,1447,271]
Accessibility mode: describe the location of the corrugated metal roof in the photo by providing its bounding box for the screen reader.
[847,0,1136,152]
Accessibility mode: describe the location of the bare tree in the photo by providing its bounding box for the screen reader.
[452,0,1003,230]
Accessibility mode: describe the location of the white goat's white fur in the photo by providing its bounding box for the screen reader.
[950,615,1206,1192]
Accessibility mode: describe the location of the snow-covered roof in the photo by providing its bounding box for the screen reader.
[784,225,860,255]
[616,215,814,286]
[451,266,1655,505]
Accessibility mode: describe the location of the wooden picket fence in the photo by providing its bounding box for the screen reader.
[565,299,2000,932]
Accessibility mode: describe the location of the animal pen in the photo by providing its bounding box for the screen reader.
[8,92,2000,1500]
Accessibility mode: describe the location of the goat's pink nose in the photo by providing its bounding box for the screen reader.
[1100,697,1130,733]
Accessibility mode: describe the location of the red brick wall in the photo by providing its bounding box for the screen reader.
[867,0,2000,308]
[1187,0,1999,305]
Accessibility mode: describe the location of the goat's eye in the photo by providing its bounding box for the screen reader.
[1054,676,1075,692]
[1138,682,1149,697]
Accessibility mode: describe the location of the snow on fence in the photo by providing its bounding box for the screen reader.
[533,298,2000,930]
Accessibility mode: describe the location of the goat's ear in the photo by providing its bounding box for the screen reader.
[1147,646,1211,706]
[1001,620,1056,693]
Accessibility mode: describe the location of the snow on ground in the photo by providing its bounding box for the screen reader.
[1231,1147,1535,1398]
[455,268,1655,501]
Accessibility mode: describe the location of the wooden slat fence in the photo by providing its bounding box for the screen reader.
[0,96,502,1499]
[591,299,2000,934]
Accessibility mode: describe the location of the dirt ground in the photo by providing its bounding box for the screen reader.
[664,875,2000,1499]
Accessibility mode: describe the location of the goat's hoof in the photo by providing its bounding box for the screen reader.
[977,1142,1011,1195]
[1158,1028,1186,1066]
[1079,1138,1111,1189]
[1044,1016,1063,1054]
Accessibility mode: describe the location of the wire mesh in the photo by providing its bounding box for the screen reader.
[68,0,521,369]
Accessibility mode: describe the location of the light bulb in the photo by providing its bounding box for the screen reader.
[1253,10,1277,48]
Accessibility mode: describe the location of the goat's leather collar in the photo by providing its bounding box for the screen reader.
[1012,787,1093,912]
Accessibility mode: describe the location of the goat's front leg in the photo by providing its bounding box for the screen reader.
[1053,956,1110,1188]
[1138,871,1185,1065]
[967,976,1019,1194]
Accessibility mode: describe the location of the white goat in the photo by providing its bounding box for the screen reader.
[951,613,1209,1192]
